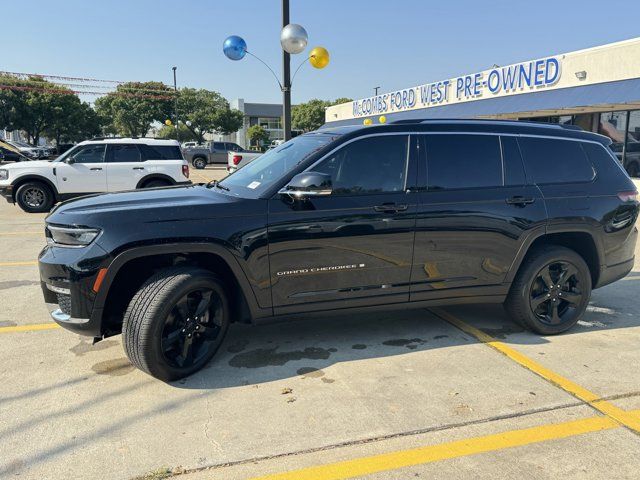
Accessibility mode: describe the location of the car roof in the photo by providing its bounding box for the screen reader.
[77,138,180,146]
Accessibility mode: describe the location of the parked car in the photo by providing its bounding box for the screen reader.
[4,139,43,159]
[181,141,202,149]
[226,149,262,173]
[0,138,190,213]
[0,140,30,163]
[38,119,638,381]
[184,141,253,169]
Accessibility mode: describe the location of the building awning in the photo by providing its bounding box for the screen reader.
[324,78,640,128]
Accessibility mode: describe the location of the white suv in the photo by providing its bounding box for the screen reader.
[0,138,190,213]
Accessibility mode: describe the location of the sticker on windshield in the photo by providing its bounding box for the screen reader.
[247,181,261,189]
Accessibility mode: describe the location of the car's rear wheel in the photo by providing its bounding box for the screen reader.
[193,157,207,170]
[15,181,54,213]
[505,246,591,335]
[122,267,230,381]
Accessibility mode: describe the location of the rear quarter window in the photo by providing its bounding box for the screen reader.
[142,145,183,160]
[518,137,595,184]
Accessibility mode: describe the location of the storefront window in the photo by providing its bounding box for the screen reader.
[599,111,628,159]
[626,111,640,176]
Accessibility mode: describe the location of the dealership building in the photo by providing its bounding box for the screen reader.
[325,37,640,176]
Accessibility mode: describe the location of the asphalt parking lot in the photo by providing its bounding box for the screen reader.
[1,174,639,480]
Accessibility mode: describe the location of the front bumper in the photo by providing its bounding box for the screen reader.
[0,184,14,203]
[39,242,111,337]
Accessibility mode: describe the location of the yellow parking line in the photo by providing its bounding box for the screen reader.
[431,308,640,433]
[0,261,38,266]
[250,412,634,480]
[0,323,60,333]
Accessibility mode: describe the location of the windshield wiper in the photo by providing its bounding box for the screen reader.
[206,179,230,191]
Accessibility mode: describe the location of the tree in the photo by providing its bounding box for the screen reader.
[213,107,244,136]
[95,82,174,137]
[247,125,270,148]
[292,97,352,132]
[156,124,197,142]
[177,88,244,143]
[44,96,101,148]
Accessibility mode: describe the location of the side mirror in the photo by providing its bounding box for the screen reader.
[65,156,76,165]
[279,171,332,199]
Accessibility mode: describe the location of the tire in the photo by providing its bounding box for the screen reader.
[143,179,171,188]
[15,181,54,213]
[626,162,639,178]
[122,266,230,381]
[192,157,207,170]
[504,246,592,335]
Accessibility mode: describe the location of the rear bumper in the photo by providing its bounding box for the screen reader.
[0,184,14,203]
[595,257,635,289]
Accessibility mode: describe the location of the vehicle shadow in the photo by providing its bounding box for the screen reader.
[175,266,640,390]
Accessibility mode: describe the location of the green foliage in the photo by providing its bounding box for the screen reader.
[177,88,244,142]
[247,125,270,147]
[292,98,353,132]
[156,124,197,142]
[0,75,101,145]
[95,82,174,137]
[214,107,244,136]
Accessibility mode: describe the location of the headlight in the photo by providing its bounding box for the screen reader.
[0,169,8,180]
[46,225,101,247]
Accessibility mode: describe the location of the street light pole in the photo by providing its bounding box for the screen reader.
[172,66,179,142]
[281,0,292,141]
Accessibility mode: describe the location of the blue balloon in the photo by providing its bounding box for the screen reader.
[223,35,247,61]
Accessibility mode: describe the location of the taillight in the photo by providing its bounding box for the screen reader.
[232,154,242,166]
[182,165,189,178]
[618,190,638,202]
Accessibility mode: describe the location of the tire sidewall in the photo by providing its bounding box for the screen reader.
[16,182,54,213]
[514,248,591,335]
[193,158,206,169]
[143,272,230,381]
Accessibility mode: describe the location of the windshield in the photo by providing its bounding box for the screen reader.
[218,133,338,196]
[53,145,81,163]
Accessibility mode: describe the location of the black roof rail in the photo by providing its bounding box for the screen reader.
[386,118,584,131]
[89,136,140,141]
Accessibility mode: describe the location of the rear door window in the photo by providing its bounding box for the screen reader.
[213,142,225,151]
[424,134,503,190]
[517,137,595,184]
[109,145,142,163]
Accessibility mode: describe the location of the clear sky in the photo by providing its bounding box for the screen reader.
[3,0,640,105]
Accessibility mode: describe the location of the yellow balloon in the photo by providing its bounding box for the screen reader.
[379,115,387,124]
[165,119,172,126]
[309,47,330,69]
[363,118,373,126]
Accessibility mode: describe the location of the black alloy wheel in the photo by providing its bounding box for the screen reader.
[161,288,224,369]
[505,246,591,335]
[529,261,584,326]
[123,267,230,381]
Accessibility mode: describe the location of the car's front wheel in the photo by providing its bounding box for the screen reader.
[122,267,230,381]
[15,181,54,213]
[505,246,591,335]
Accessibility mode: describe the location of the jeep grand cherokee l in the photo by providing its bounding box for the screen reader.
[38,120,639,381]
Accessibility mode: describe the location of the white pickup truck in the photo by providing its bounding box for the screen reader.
[226,149,262,173]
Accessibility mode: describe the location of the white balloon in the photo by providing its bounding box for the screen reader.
[280,24,308,54]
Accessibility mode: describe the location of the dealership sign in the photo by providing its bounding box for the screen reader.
[351,57,562,118]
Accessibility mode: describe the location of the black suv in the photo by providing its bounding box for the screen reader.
[39,120,639,381]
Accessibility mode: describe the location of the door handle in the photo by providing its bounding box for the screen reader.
[132,167,144,170]
[374,203,408,213]
[90,167,102,171]
[506,196,535,206]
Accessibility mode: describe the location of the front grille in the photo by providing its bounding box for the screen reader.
[57,293,72,315]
